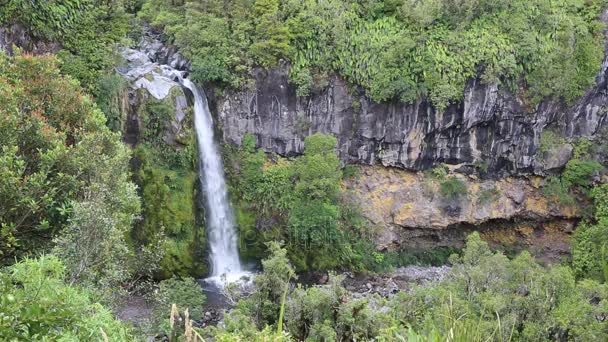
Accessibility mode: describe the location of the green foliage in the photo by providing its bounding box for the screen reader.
[541,130,604,207]
[152,277,206,322]
[562,159,603,189]
[473,160,489,174]
[131,94,206,278]
[573,138,594,159]
[543,176,577,206]
[250,0,292,66]
[538,129,568,155]
[222,242,295,329]
[0,53,140,280]
[342,164,360,179]
[213,232,608,341]
[96,73,128,132]
[2,0,130,93]
[0,256,133,340]
[0,0,84,39]
[141,0,605,108]
[430,164,449,179]
[225,132,379,271]
[477,186,500,205]
[293,133,341,202]
[572,184,608,282]
[392,232,608,341]
[440,176,467,200]
[543,156,603,206]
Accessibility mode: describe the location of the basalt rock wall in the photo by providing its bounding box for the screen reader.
[216,61,608,178]
[215,12,608,178]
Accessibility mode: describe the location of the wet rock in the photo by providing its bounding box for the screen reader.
[505,186,526,205]
[341,265,451,299]
[119,35,191,149]
[455,165,476,175]
[0,24,61,55]
[537,143,573,172]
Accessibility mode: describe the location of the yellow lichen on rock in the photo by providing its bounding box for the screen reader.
[394,203,414,223]
[525,195,549,215]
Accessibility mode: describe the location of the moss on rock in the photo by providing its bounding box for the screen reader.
[130,90,207,278]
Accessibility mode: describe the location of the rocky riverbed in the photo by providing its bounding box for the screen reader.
[117,264,451,332]
[342,265,451,299]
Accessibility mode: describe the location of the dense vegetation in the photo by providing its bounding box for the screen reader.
[0,0,134,93]
[131,91,207,278]
[205,233,608,341]
[225,133,401,272]
[141,0,606,109]
[0,53,145,298]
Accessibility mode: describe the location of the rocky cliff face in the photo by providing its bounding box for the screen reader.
[215,43,608,178]
[344,165,578,263]
[0,23,60,55]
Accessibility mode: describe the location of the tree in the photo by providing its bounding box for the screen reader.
[0,256,133,340]
[0,53,142,301]
[572,184,608,282]
[249,0,291,66]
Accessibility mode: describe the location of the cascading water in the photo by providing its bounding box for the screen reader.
[120,39,250,287]
[182,79,248,284]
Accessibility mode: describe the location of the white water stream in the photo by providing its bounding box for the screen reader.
[182,79,250,285]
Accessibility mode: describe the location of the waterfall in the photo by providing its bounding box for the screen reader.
[182,79,246,283]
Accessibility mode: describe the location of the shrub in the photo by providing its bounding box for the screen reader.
[543,176,576,206]
[153,277,206,322]
[562,159,603,189]
[342,164,360,179]
[0,256,133,340]
[430,164,449,180]
[572,183,608,281]
[440,177,467,200]
[538,129,568,155]
[473,160,489,173]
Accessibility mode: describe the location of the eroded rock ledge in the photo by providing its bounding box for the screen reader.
[344,165,579,263]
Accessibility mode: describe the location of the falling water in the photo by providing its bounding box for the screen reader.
[182,79,247,284]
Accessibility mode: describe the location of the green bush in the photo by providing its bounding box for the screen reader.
[0,0,84,39]
[224,132,383,272]
[543,157,603,206]
[562,159,603,189]
[343,164,360,179]
[212,233,608,341]
[543,176,576,206]
[0,256,133,340]
[440,177,467,200]
[572,184,608,282]
[153,277,206,321]
[0,54,140,288]
[96,73,128,132]
[538,129,568,155]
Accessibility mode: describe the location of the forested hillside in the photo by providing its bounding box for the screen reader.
[140,0,606,108]
[1,0,608,341]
